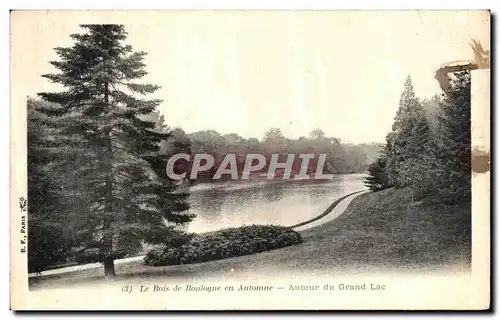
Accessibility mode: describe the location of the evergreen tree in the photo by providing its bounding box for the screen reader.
[28,98,75,273]
[422,94,443,130]
[364,154,390,192]
[397,152,436,201]
[36,25,193,277]
[431,71,471,203]
[385,76,432,187]
[382,72,471,203]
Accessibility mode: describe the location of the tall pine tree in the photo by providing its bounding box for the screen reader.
[36,25,193,277]
[385,76,431,187]
[431,71,471,203]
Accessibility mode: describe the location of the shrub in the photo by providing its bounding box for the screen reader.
[144,224,302,266]
[364,155,391,192]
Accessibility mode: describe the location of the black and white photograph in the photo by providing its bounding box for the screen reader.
[10,10,490,310]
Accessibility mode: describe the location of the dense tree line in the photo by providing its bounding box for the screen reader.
[365,72,471,205]
[160,127,382,182]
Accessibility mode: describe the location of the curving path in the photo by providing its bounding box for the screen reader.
[288,190,366,230]
[28,190,366,278]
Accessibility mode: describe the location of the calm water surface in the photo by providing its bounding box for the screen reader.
[182,173,368,233]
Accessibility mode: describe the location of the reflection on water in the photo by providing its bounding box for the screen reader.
[184,174,368,233]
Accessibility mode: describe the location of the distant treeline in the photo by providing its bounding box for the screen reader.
[152,124,383,181]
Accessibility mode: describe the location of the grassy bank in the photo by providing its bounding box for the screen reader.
[299,187,471,268]
[29,188,471,289]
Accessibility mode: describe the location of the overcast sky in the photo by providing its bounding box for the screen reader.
[15,11,490,143]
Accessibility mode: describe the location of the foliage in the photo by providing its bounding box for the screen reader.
[402,72,471,203]
[429,71,471,202]
[28,98,75,273]
[160,126,383,181]
[144,225,303,266]
[422,94,444,130]
[370,72,471,204]
[385,76,432,187]
[364,154,391,191]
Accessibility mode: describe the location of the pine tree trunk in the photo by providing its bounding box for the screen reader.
[102,169,115,279]
[104,256,116,278]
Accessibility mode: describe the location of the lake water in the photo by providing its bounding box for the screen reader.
[183,173,368,233]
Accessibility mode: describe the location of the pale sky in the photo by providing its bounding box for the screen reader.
[13,11,490,143]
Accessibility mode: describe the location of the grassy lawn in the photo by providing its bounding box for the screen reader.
[300,187,471,268]
[30,188,471,290]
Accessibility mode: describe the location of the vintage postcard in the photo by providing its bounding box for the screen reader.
[10,10,490,310]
